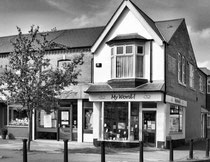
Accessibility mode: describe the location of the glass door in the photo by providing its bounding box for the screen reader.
[59,107,72,140]
[142,111,156,146]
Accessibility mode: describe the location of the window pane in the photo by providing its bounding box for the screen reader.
[117,46,123,54]
[182,57,186,84]
[104,102,128,140]
[137,46,143,54]
[178,54,182,83]
[136,55,143,77]
[116,56,133,78]
[189,64,194,88]
[131,102,139,141]
[126,46,132,54]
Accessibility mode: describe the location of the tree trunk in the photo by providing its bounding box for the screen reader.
[27,109,33,151]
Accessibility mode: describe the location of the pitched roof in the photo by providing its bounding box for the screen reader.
[0,26,105,54]
[85,82,165,93]
[155,19,184,43]
[130,0,164,41]
[200,67,210,76]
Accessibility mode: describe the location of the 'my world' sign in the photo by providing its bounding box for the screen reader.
[111,94,135,100]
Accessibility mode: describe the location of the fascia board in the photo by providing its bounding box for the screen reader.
[91,1,127,53]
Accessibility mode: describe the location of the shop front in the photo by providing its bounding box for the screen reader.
[86,83,187,148]
[86,83,165,147]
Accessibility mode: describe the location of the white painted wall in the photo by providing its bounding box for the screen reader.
[94,8,164,83]
[77,99,83,142]
[156,103,169,144]
[93,102,101,139]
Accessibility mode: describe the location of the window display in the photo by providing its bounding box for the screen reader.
[169,105,183,133]
[103,102,139,141]
[104,102,128,140]
[9,108,28,126]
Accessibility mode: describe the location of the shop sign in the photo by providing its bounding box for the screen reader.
[166,95,187,107]
[89,92,163,102]
[111,94,135,100]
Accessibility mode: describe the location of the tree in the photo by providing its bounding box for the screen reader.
[0,26,83,150]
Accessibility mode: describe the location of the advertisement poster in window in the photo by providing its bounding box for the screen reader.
[170,116,179,132]
[44,114,52,128]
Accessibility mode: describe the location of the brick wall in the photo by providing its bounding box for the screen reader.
[166,20,206,140]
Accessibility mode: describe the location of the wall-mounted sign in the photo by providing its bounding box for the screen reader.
[166,95,187,107]
[89,92,163,102]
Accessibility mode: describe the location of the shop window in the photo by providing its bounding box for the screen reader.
[130,102,139,141]
[9,107,28,126]
[37,110,57,128]
[111,44,144,79]
[83,101,93,133]
[104,102,128,140]
[169,105,183,133]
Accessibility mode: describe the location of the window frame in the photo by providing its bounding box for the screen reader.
[199,75,204,93]
[169,105,183,133]
[177,53,186,86]
[111,44,144,79]
[189,63,195,89]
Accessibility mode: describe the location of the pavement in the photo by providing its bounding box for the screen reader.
[0,138,210,162]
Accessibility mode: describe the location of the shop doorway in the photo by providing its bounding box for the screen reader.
[58,107,72,140]
[142,111,156,146]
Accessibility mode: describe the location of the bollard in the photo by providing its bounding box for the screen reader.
[63,139,68,162]
[169,139,173,162]
[206,138,210,158]
[101,141,105,162]
[139,141,143,162]
[189,139,193,159]
[22,139,27,162]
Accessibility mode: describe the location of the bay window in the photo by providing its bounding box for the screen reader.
[111,44,144,79]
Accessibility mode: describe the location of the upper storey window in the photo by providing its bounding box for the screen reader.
[189,63,195,89]
[111,44,144,79]
[177,53,186,85]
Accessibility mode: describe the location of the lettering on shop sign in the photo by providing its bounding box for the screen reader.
[111,94,135,100]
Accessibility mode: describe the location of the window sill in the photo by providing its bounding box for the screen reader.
[169,132,183,135]
[178,81,186,87]
[199,91,205,94]
[189,87,196,91]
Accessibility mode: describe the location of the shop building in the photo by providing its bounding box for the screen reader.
[85,0,207,148]
[200,67,210,138]
[0,27,104,142]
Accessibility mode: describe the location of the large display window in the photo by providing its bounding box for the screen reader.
[103,102,139,141]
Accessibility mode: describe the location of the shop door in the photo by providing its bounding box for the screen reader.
[143,111,156,146]
[58,108,72,140]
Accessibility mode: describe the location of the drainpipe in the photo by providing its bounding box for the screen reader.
[163,41,167,103]
[150,40,153,83]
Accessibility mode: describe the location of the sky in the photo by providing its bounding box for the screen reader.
[0,0,209,69]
